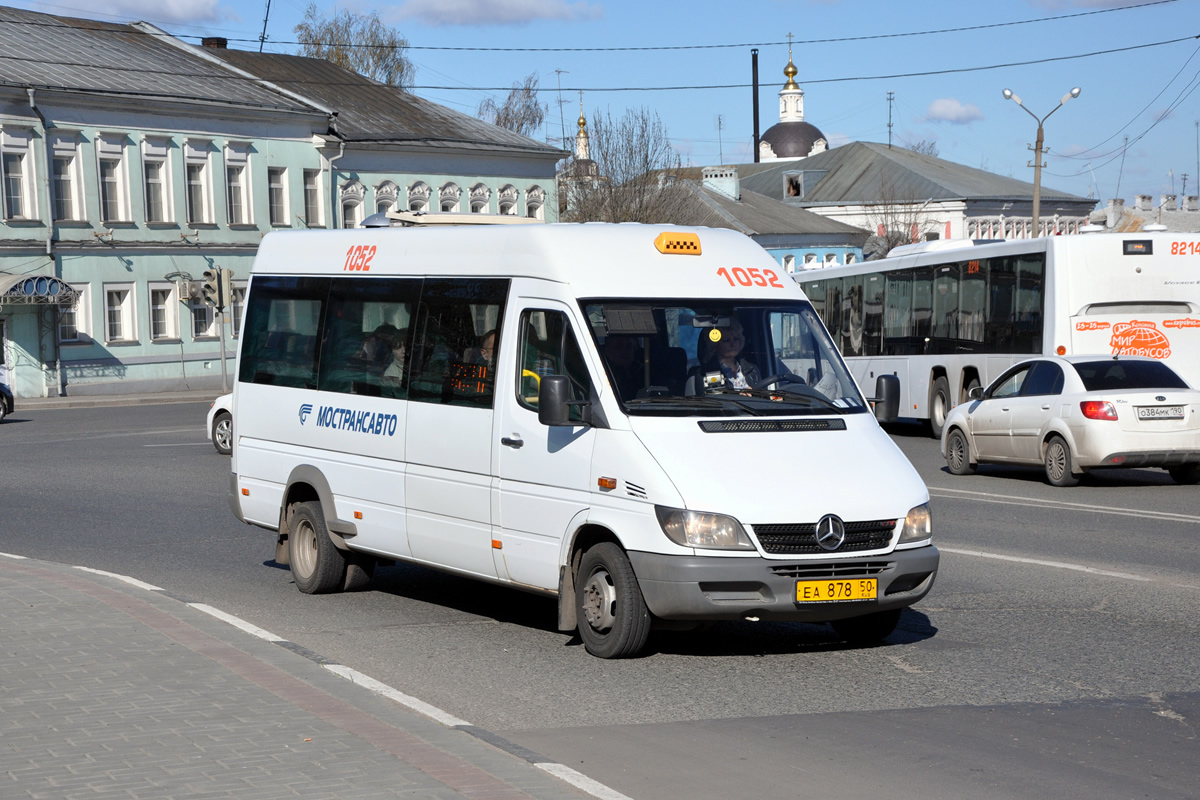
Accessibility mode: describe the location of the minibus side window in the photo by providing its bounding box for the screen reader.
[318,277,420,399]
[408,278,509,408]
[517,310,590,421]
[238,275,329,389]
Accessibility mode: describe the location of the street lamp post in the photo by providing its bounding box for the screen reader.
[1003,86,1081,237]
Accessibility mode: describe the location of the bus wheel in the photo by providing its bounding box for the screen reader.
[1044,436,1081,487]
[1168,464,1200,485]
[288,502,347,594]
[928,377,951,439]
[575,543,651,659]
[831,609,901,646]
[945,429,976,475]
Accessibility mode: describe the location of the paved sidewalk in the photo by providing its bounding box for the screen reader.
[0,555,607,800]
[14,388,223,411]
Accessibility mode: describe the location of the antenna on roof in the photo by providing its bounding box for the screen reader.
[258,0,271,52]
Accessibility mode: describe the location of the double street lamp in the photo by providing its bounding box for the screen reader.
[1003,86,1081,237]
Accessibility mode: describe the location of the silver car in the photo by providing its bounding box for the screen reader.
[941,356,1200,486]
[206,393,233,455]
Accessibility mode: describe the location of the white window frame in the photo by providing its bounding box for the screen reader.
[49,134,83,222]
[148,282,180,341]
[225,143,252,225]
[103,282,137,343]
[141,137,172,224]
[525,185,545,220]
[439,182,461,213]
[2,128,36,220]
[59,282,91,343]
[230,283,247,336]
[96,134,129,224]
[303,169,323,227]
[267,166,289,226]
[408,180,431,212]
[184,139,212,225]
[340,179,364,228]
[190,295,217,339]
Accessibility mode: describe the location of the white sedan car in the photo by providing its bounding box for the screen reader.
[206,393,233,455]
[941,356,1200,486]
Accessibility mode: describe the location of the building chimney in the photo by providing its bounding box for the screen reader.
[1105,198,1124,229]
[1184,195,1199,212]
[702,166,740,201]
[1160,194,1177,211]
[1135,194,1153,212]
[201,37,228,49]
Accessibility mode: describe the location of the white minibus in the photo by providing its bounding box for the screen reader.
[799,232,1200,437]
[227,222,939,658]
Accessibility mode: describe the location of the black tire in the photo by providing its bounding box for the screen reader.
[342,551,376,591]
[929,376,951,439]
[831,609,901,646]
[1168,464,1200,485]
[575,542,651,659]
[945,428,976,475]
[1044,435,1080,487]
[965,377,981,401]
[288,502,346,594]
[211,411,232,455]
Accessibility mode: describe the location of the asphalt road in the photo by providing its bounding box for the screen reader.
[3,403,1198,799]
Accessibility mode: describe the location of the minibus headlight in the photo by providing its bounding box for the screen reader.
[654,506,755,550]
[898,503,932,545]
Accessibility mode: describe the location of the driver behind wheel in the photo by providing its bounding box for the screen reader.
[696,319,760,392]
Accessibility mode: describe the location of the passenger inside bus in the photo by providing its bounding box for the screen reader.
[691,320,761,392]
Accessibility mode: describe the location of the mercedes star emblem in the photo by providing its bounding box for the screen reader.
[815,514,846,551]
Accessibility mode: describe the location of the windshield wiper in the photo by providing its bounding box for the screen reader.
[624,394,765,415]
[705,387,843,410]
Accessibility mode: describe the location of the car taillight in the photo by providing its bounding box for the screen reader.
[1080,400,1118,421]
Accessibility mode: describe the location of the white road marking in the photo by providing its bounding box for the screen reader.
[73,566,163,591]
[929,486,1200,525]
[938,547,1198,587]
[0,552,29,560]
[536,763,637,800]
[189,603,285,642]
[322,664,472,728]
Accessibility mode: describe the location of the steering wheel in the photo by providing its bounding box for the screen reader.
[751,371,805,392]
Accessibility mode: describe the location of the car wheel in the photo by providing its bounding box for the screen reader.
[287,501,347,594]
[0,402,6,424]
[211,411,232,455]
[928,377,950,439]
[575,542,651,659]
[945,428,976,475]
[1168,464,1200,485]
[1044,435,1080,487]
[831,609,902,646]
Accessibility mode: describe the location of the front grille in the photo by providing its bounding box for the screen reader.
[769,561,893,579]
[699,419,847,433]
[753,519,896,554]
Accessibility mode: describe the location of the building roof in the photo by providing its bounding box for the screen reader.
[741,141,1094,207]
[675,182,867,241]
[211,49,564,156]
[0,7,313,113]
[759,120,827,160]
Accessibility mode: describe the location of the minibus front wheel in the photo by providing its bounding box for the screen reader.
[575,543,651,659]
[288,501,346,594]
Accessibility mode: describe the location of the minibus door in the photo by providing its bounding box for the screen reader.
[494,303,597,590]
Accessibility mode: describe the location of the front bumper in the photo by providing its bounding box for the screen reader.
[627,545,939,622]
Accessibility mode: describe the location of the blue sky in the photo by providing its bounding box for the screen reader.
[10,0,1200,204]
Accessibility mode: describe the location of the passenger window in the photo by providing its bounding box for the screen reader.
[408,278,508,408]
[238,276,328,389]
[318,277,420,399]
[1020,361,1064,397]
[990,366,1030,399]
[517,310,591,421]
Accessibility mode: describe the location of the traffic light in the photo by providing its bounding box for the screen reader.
[219,268,234,309]
[201,268,221,308]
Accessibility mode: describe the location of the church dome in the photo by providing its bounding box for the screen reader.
[759,120,827,160]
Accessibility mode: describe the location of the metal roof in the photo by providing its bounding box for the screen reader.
[0,7,314,113]
[675,183,868,240]
[740,141,1094,206]
[211,49,564,156]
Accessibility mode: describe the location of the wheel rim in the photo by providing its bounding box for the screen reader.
[292,518,318,579]
[580,567,617,632]
[215,418,232,450]
[1046,442,1067,482]
[948,434,966,471]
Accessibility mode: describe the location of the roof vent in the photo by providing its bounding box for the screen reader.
[360,212,392,228]
[1143,223,1168,232]
[201,37,228,49]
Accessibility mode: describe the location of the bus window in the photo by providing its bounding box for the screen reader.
[987,257,1016,352]
[318,277,419,399]
[238,275,328,389]
[408,278,508,408]
[884,271,915,354]
[959,261,987,345]
[825,280,843,348]
[841,275,863,356]
[912,267,933,345]
[1014,255,1045,354]
[862,273,884,356]
[804,281,825,323]
[930,265,959,348]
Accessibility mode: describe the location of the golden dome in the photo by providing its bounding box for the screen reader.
[783,56,799,90]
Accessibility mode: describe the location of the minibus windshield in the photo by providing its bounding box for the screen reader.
[583,299,867,416]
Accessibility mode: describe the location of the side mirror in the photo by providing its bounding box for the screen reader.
[968,386,984,400]
[538,375,592,427]
[871,374,900,423]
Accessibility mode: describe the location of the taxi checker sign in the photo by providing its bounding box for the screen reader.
[815,514,846,551]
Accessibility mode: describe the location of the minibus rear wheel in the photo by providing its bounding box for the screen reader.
[830,609,901,646]
[575,543,651,659]
[288,502,347,594]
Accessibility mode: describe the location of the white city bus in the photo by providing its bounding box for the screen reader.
[797,232,1200,437]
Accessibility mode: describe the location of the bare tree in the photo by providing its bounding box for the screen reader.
[294,3,415,89]
[862,175,942,259]
[907,139,939,158]
[562,107,690,223]
[477,73,546,138]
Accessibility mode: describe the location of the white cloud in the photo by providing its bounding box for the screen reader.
[922,98,983,125]
[47,0,225,24]
[391,0,602,26]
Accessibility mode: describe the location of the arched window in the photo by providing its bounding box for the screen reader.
[803,253,818,267]
[469,183,491,213]
[525,185,545,220]
[439,182,461,213]
[782,254,796,274]
[375,180,399,214]
[824,253,839,266]
[340,180,364,228]
[407,180,430,212]
[498,184,518,215]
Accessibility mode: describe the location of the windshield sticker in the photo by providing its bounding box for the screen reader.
[1109,320,1171,359]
